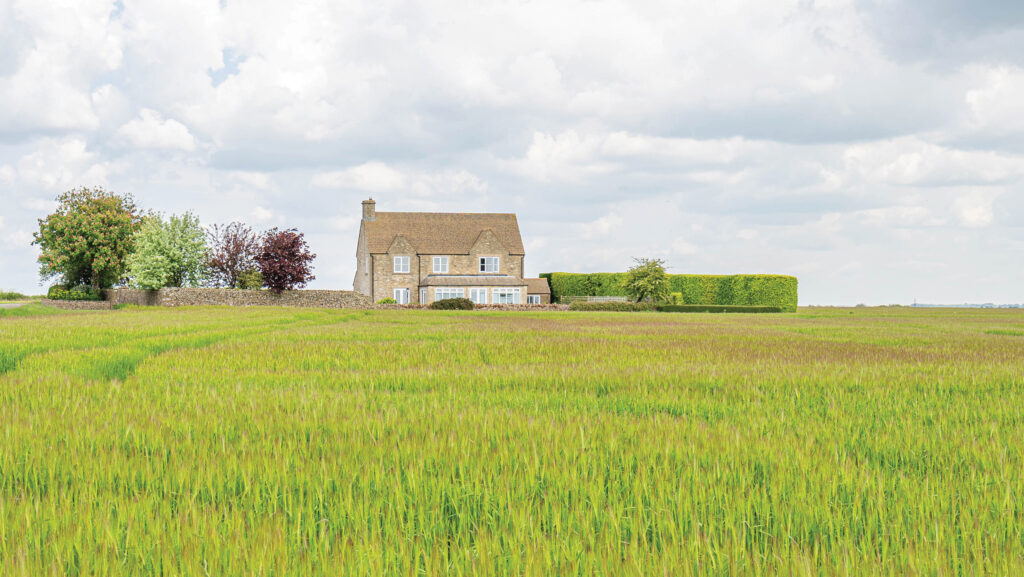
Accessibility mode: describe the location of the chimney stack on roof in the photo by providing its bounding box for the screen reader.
[362,198,376,221]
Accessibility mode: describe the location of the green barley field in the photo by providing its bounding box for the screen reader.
[1,305,1022,575]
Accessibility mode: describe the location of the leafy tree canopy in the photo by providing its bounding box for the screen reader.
[33,187,141,289]
[127,212,209,290]
[622,257,670,303]
[206,222,260,289]
[256,228,316,293]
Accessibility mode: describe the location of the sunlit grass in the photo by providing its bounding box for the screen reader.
[1,306,1022,575]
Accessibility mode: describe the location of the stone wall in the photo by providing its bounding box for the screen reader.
[473,304,569,312]
[41,299,113,310]
[104,289,161,306]
[104,288,375,309]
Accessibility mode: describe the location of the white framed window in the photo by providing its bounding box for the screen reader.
[420,288,426,304]
[393,256,410,273]
[492,287,521,304]
[434,288,465,301]
[469,288,488,305]
[527,295,541,304]
[433,256,449,273]
[479,256,499,273]
[393,288,410,304]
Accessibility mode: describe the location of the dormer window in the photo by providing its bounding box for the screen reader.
[479,256,499,273]
[433,256,449,273]
[393,256,410,273]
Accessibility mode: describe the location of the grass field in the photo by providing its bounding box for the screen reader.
[1,306,1022,575]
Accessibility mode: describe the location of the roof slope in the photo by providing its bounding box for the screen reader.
[364,212,524,255]
[525,278,551,294]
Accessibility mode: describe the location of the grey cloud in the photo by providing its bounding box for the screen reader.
[859,0,1024,67]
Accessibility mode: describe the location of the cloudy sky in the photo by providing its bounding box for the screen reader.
[1,0,1022,304]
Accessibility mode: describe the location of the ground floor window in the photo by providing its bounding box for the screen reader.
[469,288,488,304]
[420,288,426,304]
[527,295,541,304]
[434,288,465,301]
[492,287,521,304]
[393,288,410,304]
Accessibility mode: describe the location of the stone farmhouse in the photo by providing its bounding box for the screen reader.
[353,199,551,305]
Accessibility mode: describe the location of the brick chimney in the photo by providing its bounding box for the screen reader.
[362,198,376,221]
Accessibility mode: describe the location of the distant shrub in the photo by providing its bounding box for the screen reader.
[623,258,670,303]
[237,269,263,290]
[377,297,398,304]
[657,305,782,313]
[0,290,30,300]
[570,301,658,312]
[47,285,102,301]
[430,298,474,310]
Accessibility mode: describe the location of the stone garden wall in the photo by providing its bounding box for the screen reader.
[104,288,375,309]
[41,299,113,310]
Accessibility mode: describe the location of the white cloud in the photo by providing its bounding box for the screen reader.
[2,230,34,250]
[573,212,622,240]
[842,137,1024,186]
[16,137,111,191]
[964,65,1024,136]
[952,191,997,228]
[0,165,14,185]
[229,171,274,190]
[313,164,488,201]
[115,109,197,151]
[21,198,58,212]
[672,237,700,255]
[0,0,122,132]
[251,206,274,223]
[312,162,407,193]
[855,205,942,228]
[501,131,617,183]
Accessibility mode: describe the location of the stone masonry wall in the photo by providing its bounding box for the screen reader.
[41,299,113,310]
[104,288,375,309]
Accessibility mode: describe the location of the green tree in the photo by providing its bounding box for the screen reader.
[33,187,141,290]
[127,212,209,290]
[622,257,670,303]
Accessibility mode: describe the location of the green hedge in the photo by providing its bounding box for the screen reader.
[47,285,103,301]
[569,302,658,312]
[657,305,782,313]
[545,273,798,312]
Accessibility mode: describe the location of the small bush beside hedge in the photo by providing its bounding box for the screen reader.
[430,298,475,310]
[47,285,103,301]
[569,301,658,312]
[657,305,782,313]
[377,297,398,304]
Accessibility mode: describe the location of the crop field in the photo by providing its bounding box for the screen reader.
[1,306,1022,575]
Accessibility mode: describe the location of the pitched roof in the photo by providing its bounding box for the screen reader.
[525,277,551,294]
[364,212,524,255]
